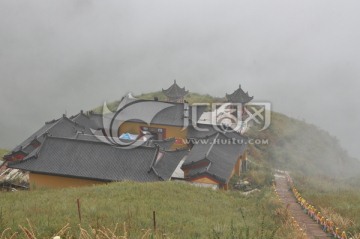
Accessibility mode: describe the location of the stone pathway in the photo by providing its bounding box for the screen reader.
[274,174,330,239]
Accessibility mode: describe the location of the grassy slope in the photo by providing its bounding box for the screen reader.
[246,111,360,235]
[245,112,360,235]
[134,91,359,177]
[294,176,360,235]
[133,92,360,234]
[0,182,296,238]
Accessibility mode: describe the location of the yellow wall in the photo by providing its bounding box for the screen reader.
[192,176,229,190]
[233,156,243,177]
[119,122,188,149]
[29,173,105,189]
[188,151,247,190]
[192,176,219,185]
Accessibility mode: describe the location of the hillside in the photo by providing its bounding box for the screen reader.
[0,182,298,238]
[132,92,359,178]
[2,92,360,237]
[246,112,359,178]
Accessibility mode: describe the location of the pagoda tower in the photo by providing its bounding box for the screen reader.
[225,84,253,104]
[162,80,189,103]
[224,84,254,124]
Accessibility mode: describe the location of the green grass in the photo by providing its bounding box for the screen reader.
[0,181,298,238]
[292,174,360,236]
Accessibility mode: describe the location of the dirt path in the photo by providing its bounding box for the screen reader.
[274,174,330,239]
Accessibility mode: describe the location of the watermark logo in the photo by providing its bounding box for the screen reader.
[91,98,173,149]
[189,102,271,133]
[92,93,271,148]
[244,102,271,131]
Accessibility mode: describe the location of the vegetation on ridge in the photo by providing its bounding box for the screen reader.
[2,91,360,237]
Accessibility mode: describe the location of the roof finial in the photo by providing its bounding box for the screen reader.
[239,84,241,89]
[174,79,176,84]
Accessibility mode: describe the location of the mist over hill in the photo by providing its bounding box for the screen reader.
[3,91,358,179]
[134,92,360,178]
[247,112,359,178]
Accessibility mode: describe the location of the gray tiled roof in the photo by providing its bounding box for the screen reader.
[162,80,188,98]
[6,116,84,157]
[225,84,253,103]
[187,124,219,139]
[87,113,104,129]
[8,119,59,154]
[89,100,200,128]
[73,133,103,142]
[153,149,189,180]
[151,102,187,126]
[145,138,176,150]
[187,165,208,177]
[71,112,98,134]
[9,137,162,182]
[182,132,247,183]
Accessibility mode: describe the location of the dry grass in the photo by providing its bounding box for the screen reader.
[293,175,360,235]
[320,207,355,229]
[0,181,300,239]
[0,220,169,239]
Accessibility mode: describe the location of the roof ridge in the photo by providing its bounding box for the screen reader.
[150,166,165,181]
[205,133,219,158]
[148,145,160,173]
[162,147,189,153]
[17,116,67,151]
[45,116,62,124]
[12,136,48,165]
[72,111,91,120]
[46,116,86,135]
[46,135,158,150]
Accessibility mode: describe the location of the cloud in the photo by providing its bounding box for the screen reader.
[0,0,359,158]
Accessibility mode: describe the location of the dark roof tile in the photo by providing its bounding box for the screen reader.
[153,149,188,180]
[162,80,188,99]
[9,137,161,182]
[183,132,247,183]
[7,116,84,157]
[225,84,253,103]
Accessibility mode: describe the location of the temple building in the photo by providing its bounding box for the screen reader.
[9,136,188,188]
[5,84,252,190]
[162,80,189,103]
[110,93,206,149]
[224,84,254,124]
[3,115,86,163]
[225,84,253,104]
[181,131,248,190]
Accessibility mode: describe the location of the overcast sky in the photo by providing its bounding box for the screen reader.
[0,0,359,158]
